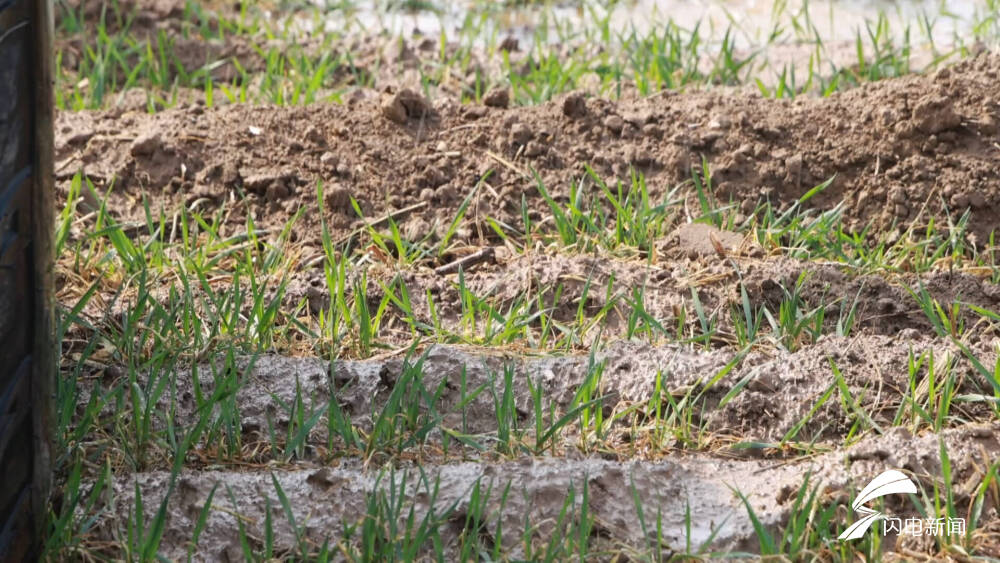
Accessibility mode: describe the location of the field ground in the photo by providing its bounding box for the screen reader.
[47,0,1000,560]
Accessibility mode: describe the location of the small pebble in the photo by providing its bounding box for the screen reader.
[483,87,510,109]
[604,115,625,135]
[562,93,587,118]
[524,141,546,158]
[510,122,532,145]
[130,132,163,157]
[325,184,352,211]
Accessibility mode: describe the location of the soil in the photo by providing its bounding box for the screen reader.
[53,1,1000,559]
[71,333,1000,557]
[103,336,997,451]
[101,419,1000,560]
[56,53,1000,251]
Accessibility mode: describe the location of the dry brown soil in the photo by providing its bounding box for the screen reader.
[57,52,1000,246]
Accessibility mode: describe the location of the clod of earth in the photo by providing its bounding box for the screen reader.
[381,88,437,124]
[483,86,511,108]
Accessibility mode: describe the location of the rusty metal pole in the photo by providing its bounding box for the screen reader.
[0,0,55,560]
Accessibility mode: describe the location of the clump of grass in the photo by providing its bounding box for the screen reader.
[733,471,883,560]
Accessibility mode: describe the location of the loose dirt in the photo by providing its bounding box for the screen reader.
[56,53,1000,252]
[72,333,1000,557]
[100,420,1000,560]
[105,337,997,453]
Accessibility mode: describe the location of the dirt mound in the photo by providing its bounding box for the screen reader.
[740,257,1000,336]
[55,53,1000,250]
[102,422,1000,560]
[274,250,1000,355]
[70,325,1000,558]
[98,336,997,460]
